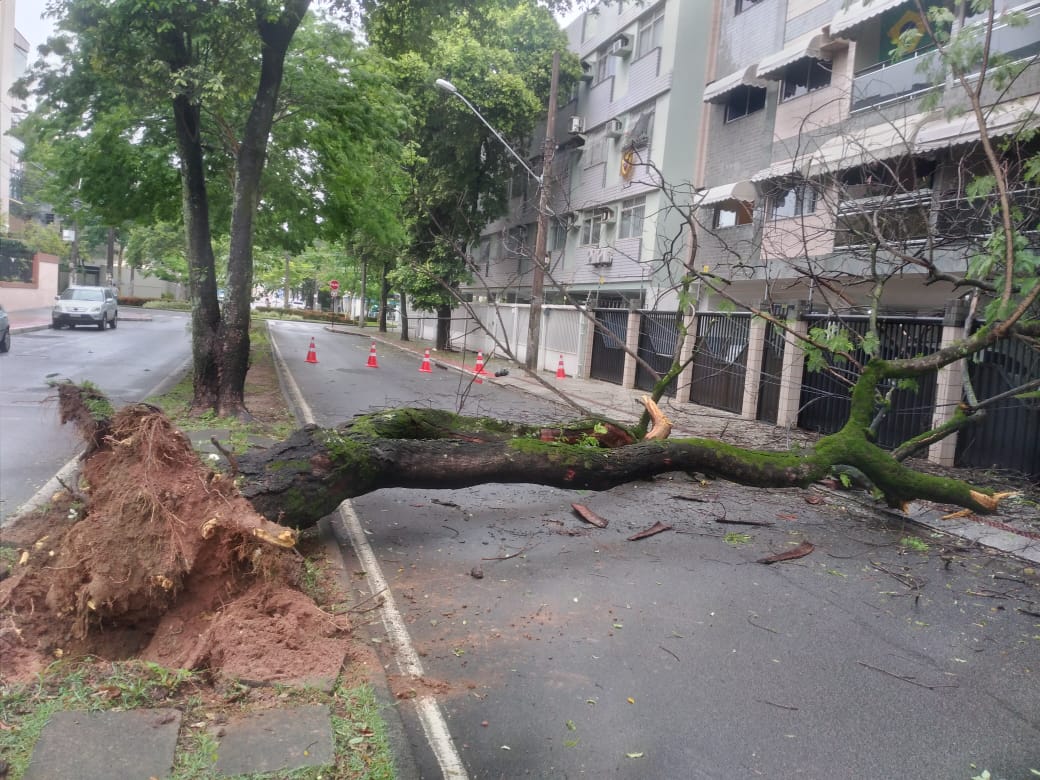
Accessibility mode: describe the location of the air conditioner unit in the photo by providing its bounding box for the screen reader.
[588,247,613,266]
[580,60,594,82]
[563,212,581,230]
[609,35,632,58]
[605,118,624,139]
[569,115,586,135]
[598,206,616,224]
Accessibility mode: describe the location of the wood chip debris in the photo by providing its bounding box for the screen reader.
[756,541,814,564]
[627,521,673,541]
[571,503,608,528]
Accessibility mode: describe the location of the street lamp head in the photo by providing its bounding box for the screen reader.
[434,78,458,94]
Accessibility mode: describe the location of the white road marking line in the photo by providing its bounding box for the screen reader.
[337,502,468,779]
[270,321,468,779]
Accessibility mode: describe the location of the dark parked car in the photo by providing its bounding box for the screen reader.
[52,286,119,330]
[0,303,9,352]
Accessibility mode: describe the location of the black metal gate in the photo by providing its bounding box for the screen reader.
[590,308,628,385]
[635,311,681,395]
[689,312,751,413]
[797,315,943,449]
[756,320,786,424]
[955,335,1040,477]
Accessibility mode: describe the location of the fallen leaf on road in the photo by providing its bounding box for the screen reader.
[757,541,814,564]
[627,697,635,704]
[776,512,799,521]
[804,495,826,505]
[572,504,608,528]
[941,508,973,520]
[627,521,672,541]
[626,752,645,759]
[566,720,576,731]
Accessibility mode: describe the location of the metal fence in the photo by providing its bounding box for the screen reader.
[756,319,786,424]
[689,313,751,413]
[798,315,943,449]
[590,308,628,385]
[955,330,1040,477]
[635,311,681,395]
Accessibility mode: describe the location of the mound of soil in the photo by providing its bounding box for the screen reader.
[0,389,350,685]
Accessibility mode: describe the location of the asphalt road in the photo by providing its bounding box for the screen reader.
[270,321,1040,780]
[0,310,191,523]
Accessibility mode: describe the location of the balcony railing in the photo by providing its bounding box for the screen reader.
[851,50,940,112]
[851,6,1040,112]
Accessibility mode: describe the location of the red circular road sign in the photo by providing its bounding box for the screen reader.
[329,280,340,291]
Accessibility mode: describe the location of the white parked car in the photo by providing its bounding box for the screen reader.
[52,286,119,330]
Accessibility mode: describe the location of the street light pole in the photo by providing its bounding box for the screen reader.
[435,79,543,185]
[525,51,559,373]
[435,55,560,374]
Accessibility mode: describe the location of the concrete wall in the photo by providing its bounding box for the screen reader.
[0,253,60,311]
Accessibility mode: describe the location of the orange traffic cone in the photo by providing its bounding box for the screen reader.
[556,354,566,379]
[473,351,488,375]
[306,338,318,364]
[419,349,433,373]
[366,342,379,368]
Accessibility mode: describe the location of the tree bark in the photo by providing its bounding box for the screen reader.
[220,0,312,416]
[436,302,451,350]
[171,88,222,412]
[235,407,1000,530]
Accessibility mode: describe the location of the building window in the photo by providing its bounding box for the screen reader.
[618,196,646,239]
[736,0,766,13]
[580,211,610,246]
[508,167,527,201]
[768,180,818,220]
[549,219,568,252]
[636,4,665,58]
[478,237,492,275]
[595,54,617,85]
[835,204,930,246]
[625,107,654,150]
[724,85,767,122]
[713,200,754,228]
[780,58,832,102]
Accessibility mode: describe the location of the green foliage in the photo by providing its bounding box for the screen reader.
[899,536,930,553]
[805,326,854,373]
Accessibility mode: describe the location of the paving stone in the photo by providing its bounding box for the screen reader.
[214,704,334,776]
[24,708,182,780]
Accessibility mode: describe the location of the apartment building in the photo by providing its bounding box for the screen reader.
[699,0,1040,314]
[0,0,29,232]
[470,0,711,310]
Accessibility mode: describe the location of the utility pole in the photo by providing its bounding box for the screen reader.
[525,51,559,373]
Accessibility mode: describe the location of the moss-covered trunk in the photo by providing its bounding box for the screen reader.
[235,406,999,529]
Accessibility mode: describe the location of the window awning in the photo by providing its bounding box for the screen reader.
[830,0,908,37]
[752,113,928,180]
[916,95,1040,152]
[756,29,833,80]
[702,64,767,103]
[698,180,757,206]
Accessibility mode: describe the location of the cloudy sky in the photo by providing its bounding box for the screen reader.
[15,1,56,52]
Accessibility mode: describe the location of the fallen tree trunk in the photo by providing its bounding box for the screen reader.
[235,406,1001,529]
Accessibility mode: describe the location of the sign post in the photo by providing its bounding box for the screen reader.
[328,280,341,322]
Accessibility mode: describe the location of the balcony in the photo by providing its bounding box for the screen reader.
[851,50,940,112]
[850,6,1040,112]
